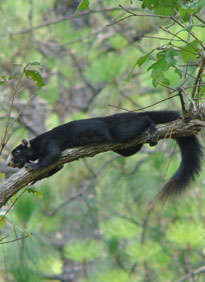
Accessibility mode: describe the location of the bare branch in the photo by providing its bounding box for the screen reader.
[0,119,203,208]
[177,266,205,282]
[0,6,140,37]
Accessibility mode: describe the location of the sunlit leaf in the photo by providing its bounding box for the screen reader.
[23,230,33,237]
[24,69,45,89]
[77,0,89,11]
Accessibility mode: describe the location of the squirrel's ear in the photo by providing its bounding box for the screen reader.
[21,139,31,148]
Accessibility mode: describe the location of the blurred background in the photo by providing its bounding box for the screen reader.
[0,0,205,281]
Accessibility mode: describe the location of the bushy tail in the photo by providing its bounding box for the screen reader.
[158,135,202,201]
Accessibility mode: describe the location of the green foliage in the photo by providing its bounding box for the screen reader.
[100,217,138,239]
[85,269,130,282]
[4,234,60,282]
[127,241,161,261]
[64,239,104,262]
[167,221,205,248]
[141,0,204,20]
[85,53,128,84]
[12,192,38,224]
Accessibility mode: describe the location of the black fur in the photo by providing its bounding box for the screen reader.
[7,111,202,200]
[158,135,202,201]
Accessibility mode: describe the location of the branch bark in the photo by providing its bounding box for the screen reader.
[0,119,203,208]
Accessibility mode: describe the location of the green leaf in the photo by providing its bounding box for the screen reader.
[0,216,6,228]
[180,40,201,62]
[127,50,155,80]
[141,0,155,10]
[175,67,183,78]
[24,69,46,89]
[149,61,168,87]
[179,2,197,20]
[0,173,5,178]
[23,230,32,237]
[197,0,205,11]
[26,187,43,199]
[147,47,179,87]
[36,191,43,199]
[28,62,43,72]
[10,194,19,203]
[8,76,15,80]
[158,47,178,66]
[199,86,205,96]
[154,6,173,16]
[77,0,89,11]
[136,49,155,67]
[142,0,180,16]
[26,187,38,193]
[161,77,170,86]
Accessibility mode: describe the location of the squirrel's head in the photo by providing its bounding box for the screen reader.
[6,139,33,169]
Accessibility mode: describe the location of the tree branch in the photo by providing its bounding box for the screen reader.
[0,119,203,208]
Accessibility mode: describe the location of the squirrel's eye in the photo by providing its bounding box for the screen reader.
[15,150,21,154]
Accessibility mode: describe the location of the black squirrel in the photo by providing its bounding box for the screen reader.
[6,110,202,200]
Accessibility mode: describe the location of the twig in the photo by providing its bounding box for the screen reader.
[177,266,205,282]
[191,59,205,99]
[0,7,139,37]
[47,186,89,217]
[0,65,29,155]
[0,233,32,245]
[109,93,179,112]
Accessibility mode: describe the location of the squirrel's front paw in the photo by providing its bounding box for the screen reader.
[149,131,158,147]
[25,163,39,171]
